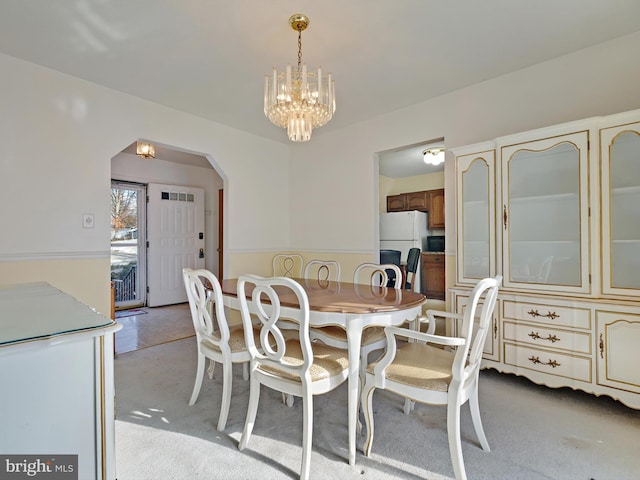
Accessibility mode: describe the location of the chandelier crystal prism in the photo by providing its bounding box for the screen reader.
[264,14,336,142]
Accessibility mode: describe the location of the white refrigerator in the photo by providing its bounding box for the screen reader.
[380,211,429,292]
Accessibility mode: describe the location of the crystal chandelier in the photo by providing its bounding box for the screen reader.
[264,14,336,142]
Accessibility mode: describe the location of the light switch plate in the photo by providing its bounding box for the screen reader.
[82,213,95,229]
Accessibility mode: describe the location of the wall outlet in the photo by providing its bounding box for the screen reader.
[82,213,95,229]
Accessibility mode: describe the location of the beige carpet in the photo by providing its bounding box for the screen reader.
[114,336,640,479]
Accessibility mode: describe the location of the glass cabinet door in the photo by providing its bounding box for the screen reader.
[601,121,640,296]
[501,131,590,293]
[456,150,496,285]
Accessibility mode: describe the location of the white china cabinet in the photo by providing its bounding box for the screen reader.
[600,116,640,297]
[0,283,121,480]
[501,131,590,294]
[455,146,497,285]
[451,109,640,409]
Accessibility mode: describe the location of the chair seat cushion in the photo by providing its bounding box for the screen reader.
[201,325,260,354]
[367,343,454,392]
[310,325,386,346]
[258,340,349,382]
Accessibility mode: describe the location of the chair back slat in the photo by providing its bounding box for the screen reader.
[237,275,313,378]
[467,277,501,368]
[304,260,341,283]
[183,268,228,344]
[354,262,402,289]
[272,253,304,278]
[455,275,501,381]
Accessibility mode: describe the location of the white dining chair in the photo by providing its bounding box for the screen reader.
[225,253,304,329]
[309,262,403,381]
[236,274,349,480]
[360,275,501,480]
[182,268,259,431]
[303,259,341,283]
[272,253,304,278]
[354,262,403,288]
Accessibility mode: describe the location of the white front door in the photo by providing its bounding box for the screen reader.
[147,183,205,307]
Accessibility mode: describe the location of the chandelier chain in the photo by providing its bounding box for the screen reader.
[297,30,302,70]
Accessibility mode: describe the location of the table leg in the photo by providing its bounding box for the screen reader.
[346,316,363,466]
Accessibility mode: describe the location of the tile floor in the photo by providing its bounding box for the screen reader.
[115,303,195,355]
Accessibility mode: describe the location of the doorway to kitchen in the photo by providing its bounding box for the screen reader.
[377,138,447,298]
[111,181,147,309]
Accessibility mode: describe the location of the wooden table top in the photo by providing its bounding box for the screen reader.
[220,278,426,315]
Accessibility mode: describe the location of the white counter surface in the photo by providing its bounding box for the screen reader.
[0,282,116,346]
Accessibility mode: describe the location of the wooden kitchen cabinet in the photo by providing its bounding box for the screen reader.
[386,193,407,212]
[386,190,431,213]
[386,189,444,230]
[421,253,445,300]
[427,189,445,229]
[406,191,429,211]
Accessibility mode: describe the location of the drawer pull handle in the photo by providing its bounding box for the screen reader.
[527,309,559,320]
[528,356,561,368]
[599,333,604,359]
[493,318,498,339]
[527,331,560,343]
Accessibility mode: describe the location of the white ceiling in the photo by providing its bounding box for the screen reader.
[2,1,640,176]
[378,139,445,178]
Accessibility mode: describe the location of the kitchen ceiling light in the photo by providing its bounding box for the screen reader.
[422,147,445,166]
[136,142,155,158]
[264,14,336,142]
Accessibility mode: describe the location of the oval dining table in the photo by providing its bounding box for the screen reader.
[220,276,426,466]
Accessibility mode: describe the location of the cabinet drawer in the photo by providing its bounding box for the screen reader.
[423,254,444,265]
[503,300,591,329]
[503,321,591,355]
[504,343,592,382]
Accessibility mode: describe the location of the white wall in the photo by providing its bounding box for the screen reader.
[0,52,289,311]
[111,153,223,273]
[3,30,640,310]
[288,31,640,284]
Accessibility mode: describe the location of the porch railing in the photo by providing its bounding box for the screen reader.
[114,266,137,302]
